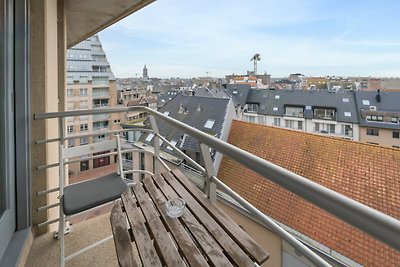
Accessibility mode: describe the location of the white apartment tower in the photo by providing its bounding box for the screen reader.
[66,34,121,174]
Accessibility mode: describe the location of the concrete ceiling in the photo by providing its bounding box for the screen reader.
[67,0,155,48]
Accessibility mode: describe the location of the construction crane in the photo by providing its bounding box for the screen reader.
[250,53,261,75]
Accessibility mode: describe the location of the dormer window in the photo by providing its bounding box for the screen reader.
[313,108,336,121]
[145,133,154,142]
[285,106,304,118]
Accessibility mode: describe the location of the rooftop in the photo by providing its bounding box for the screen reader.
[218,120,400,266]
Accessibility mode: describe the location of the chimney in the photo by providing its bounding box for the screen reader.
[376,89,381,103]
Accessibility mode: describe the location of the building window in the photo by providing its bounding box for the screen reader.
[79,100,88,109]
[391,117,398,123]
[68,139,74,148]
[366,115,383,122]
[341,125,353,137]
[67,89,73,97]
[93,134,107,143]
[342,98,349,103]
[344,112,351,117]
[67,101,74,110]
[393,131,400,139]
[163,111,170,116]
[80,137,89,145]
[246,116,256,123]
[362,100,370,105]
[315,123,320,132]
[285,106,304,118]
[273,118,281,127]
[366,128,379,136]
[313,108,336,120]
[67,125,74,134]
[80,123,88,132]
[393,146,400,149]
[329,124,335,134]
[204,119,215,129]
[80,88,88,96]
[285,120,294,129]
[298,121,303,130]
[80,160,89,172]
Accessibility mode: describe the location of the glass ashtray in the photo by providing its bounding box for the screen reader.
[165,198,186,218]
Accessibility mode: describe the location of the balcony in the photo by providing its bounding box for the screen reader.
[27,106,400,267]
[313,108,336,121]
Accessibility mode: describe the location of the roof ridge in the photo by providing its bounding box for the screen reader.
[232,119,400,152]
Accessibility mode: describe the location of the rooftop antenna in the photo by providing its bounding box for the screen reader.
[250,53,261,75]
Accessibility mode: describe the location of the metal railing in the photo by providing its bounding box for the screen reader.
[35,106,400,267]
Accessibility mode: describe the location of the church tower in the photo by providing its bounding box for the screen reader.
[143,64,148,79]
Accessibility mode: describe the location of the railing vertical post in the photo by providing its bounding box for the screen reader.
[116,134,124,179]
[149,115,161,174]
[58,117,65,266]
[199,143,217,203]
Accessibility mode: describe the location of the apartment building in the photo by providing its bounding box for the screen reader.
[66,35,121,174]
[241,90,360,140]
[355,90,400,148]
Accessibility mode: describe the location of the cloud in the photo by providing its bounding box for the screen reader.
[99,0,400,78]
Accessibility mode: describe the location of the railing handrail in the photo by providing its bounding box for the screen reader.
[34,106,400,252]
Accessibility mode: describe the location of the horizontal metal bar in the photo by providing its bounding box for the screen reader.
[123,170,154,176]
[156,133,205,174]
[34,107,134,120]
[34,106,400,251]
[65,235,113,262]
[36,137,60,144]
[212,176,331,267]
[65,151,118,165]
[37,218,59,228]
[37,162,59,170]
[37,187,60,196]
[36,128,153,144]
[37,202,60,212]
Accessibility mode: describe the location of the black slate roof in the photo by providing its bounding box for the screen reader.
[141,93,232,153]
[354,91,400,130]
[247,90,359,123]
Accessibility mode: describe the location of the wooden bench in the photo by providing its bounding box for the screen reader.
[110,169,269,267]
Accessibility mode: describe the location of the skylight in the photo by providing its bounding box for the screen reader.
[275,95,280,99]
[163,111,170,116]
[273,107,278,111]
[167,140,177,151]
[344,112,351,117]
[204,119,215,129]
[362,100,370,105]
[145,133,154,142]
[342,98,349,103]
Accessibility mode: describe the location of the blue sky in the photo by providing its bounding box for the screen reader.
[99,0,400,78]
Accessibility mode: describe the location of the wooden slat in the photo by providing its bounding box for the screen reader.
[163,172,256,267]
[121,189,163,267]
[131,183,186,267]
[143,176,210,267]
[172,169,269,264]
[110,200,137,267]
[153,175,235,267]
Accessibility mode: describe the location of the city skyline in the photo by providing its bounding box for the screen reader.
[99,0,400,78]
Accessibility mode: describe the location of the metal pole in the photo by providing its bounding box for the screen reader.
[199,143,217,203]
[149,115,161,174]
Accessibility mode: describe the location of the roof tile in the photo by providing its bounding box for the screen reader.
[219,120,400,266]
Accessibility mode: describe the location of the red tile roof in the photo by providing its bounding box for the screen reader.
[218,120,400,266]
